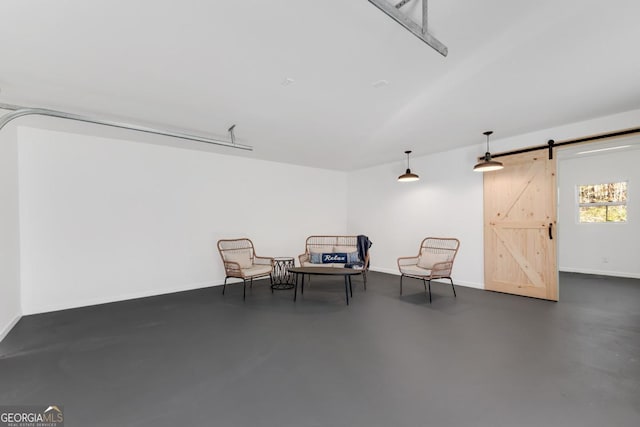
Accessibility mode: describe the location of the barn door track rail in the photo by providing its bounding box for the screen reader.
[478,128,640,162]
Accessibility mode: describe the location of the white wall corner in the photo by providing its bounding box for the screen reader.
[0,314,21,343]
[0,113,23,344]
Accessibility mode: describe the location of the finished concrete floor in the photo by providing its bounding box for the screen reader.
[1,272,639,426]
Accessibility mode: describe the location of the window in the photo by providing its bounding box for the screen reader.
[578,181,628,223]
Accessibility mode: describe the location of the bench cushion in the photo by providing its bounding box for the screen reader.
[399,264,431,276]
[302,261,346,268]
[241,265,272,277]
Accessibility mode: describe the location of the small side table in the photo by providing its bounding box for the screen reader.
[271,257,296,290]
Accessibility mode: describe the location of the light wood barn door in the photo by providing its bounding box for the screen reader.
[484,150,558,301]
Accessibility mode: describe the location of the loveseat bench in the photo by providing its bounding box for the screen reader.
[298,235,371,288]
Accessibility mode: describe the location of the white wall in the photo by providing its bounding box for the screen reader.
[347,108,640,289]
[558,147,640,278]
[7,106,640,321]
[347,145,485,288]
[18,126,347,315]
[0,110,22,341]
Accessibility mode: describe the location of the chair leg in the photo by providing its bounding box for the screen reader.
[243,279,247,300]
[222,277,228,295]
[400,275,403,295]
[428,279,432,303]
[344,275,350,305]
[449,277,456,297]
[250,277,253,288]
[363,271,367,291]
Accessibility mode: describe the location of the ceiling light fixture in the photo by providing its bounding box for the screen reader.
[398,150,420,182]
[473,131,504,172]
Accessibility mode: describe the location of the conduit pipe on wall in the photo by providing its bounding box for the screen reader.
[0,102,253,151]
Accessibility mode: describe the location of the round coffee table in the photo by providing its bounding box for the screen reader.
[288,266,363,305]
[271,257,296,290]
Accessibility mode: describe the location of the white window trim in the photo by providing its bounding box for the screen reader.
[576,181,628,224]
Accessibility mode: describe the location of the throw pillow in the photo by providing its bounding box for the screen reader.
[417,252,450,270]
[347,251,360,263]
[322,253,347,264]
[225,249,253,268]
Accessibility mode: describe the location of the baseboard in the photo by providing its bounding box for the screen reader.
[369,266,401,276]
[23,279,226,315]
[369,267,484,289]
[0,314,21,343]
[560,267,640,279]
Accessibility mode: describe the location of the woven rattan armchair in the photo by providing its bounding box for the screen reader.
[217,238,274,299]
[397,237,460,302]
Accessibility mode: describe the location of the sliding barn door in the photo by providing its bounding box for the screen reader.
[484,151,558,301]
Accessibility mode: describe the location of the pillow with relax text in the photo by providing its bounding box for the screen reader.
[322,253,347,264]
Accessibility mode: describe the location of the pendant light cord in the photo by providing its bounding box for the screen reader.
[483,131,494,159]
[404,150,413,170]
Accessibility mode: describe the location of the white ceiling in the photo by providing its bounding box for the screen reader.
[1,0,639,170]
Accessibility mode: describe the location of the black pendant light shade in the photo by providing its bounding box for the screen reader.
[473,131,504,172]
[398,150,419,182]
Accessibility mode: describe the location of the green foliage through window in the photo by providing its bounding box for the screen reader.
[578,182,627,223]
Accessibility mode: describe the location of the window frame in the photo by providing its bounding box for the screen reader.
[576,181,628,224]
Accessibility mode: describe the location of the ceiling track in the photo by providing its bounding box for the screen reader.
[0,102,253,151]
[368,0,448,57]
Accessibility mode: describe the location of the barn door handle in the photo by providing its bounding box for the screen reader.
[548,223,553,240]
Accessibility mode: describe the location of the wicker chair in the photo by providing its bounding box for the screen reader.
[217,238,274,299]
[397,237,460,302]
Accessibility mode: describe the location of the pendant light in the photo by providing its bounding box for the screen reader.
[473,131,504,172]
[398,150,420,182]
